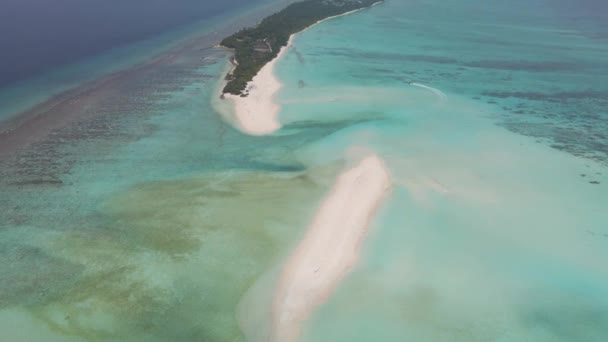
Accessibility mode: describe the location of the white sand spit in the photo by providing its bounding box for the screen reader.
[270,154,392,342]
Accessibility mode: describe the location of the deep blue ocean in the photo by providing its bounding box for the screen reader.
[0,0,264,88]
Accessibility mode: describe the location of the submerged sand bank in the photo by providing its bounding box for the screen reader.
[270,154,392,342]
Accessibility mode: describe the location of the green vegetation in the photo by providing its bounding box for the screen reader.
[221,0,382,95]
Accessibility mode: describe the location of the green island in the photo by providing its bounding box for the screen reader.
[220,0,382,96]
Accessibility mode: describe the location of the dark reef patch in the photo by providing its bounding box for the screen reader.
[498,118,608,166]
[293,47,306,64]
[282,115,384,132]
[463,60,582,72]
[481,90,608,101]
[485,84,608,166]
[0,244,84,308]
[520,296,608,340]
[9,178,64,188]
[0,45,225,192]
[324,48,458,64]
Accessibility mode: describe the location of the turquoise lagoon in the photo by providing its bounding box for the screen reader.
[274,0,608,340]
[1,0,607,341]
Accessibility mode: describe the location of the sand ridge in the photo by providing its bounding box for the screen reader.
[270,153,392,342]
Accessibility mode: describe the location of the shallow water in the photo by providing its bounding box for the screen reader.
[0,1,329,340]
[273,0,608,340]
[1,0,607,340]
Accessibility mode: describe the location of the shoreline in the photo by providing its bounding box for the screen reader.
[0,0,297,157]
[220,2,383,136]
[221,35,294,136]
[270,153,392,342]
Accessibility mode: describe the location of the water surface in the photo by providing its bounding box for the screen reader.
[0,0,607,340]
[271,0,608,340]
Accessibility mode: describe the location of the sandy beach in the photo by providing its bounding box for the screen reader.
[222,36,293,135]
[223,4,381,136]
[270,154,392,342]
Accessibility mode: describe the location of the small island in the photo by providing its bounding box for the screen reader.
[220,0,382,96]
